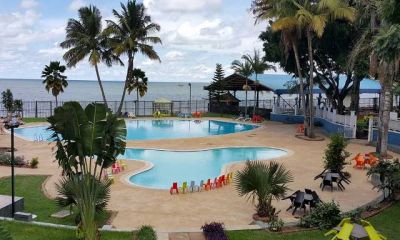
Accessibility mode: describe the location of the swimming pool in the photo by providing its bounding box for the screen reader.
[121,147,287,189]
[14,120,258,141]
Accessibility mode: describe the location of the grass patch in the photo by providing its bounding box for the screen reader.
[22,118,47,123]
[0,175,109,226]
[1,221,133,240]
[0,175,75,225]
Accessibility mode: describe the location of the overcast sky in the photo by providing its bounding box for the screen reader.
[0,0,282,82]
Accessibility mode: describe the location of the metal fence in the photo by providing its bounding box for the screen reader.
[0,100,210,118]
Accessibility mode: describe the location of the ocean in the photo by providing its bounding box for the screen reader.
[0,79,274,102]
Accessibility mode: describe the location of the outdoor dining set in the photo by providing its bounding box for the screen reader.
[283,189,322,215]
[314,169,351,191]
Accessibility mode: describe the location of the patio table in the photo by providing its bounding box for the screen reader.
[334,223,368,239]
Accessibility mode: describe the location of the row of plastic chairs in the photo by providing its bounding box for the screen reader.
[352,153,379,169]
[170,173,234,195]
[103,160,128,183]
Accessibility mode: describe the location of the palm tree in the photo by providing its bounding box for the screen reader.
[41,61,68,107]
[291,0,356,138]
[105,0,161,115]
[369,0,400,155]
[253,0,309,135]
[60,6,122,109]
[243,50,276,116]
[231,59,254,117]
[235,160,293,219]
[127,68,148,115]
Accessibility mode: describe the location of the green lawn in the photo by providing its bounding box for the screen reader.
[0,176,75,225]
[1,221,133,240]
[1,175,399,240]
[23,118,47,123]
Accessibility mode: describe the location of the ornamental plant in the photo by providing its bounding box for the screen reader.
[324,134,350,172]
[201,222,228,240]
[48,102,126,240]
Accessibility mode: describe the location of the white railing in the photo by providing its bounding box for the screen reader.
[273,105,357,138]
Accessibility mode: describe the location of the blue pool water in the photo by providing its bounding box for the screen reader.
[121,147,287,189]
[14,120,257,141]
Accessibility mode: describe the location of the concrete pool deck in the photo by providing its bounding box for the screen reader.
[0,118,390,231]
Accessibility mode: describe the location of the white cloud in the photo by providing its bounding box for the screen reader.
[20,0,38,9]
[144,0,222,12]
[165,50,185,61]
[69,0,86,11]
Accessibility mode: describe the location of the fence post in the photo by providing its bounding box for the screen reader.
[35,101,38,118]
[368,117,374,143]
[350,111,356,138]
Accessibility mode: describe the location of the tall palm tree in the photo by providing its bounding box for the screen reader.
[105,0,161,115]
[232,59,254,116]
[60,6,122,109]
[350,0,400,156]
[127,68,148,115]
[235,160,293,219]
[253,0,309,135]
[41,61,68,107]
[291,0,356,138]
[243,50,276,116]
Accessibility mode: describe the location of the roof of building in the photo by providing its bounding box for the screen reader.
[204,73,381,95]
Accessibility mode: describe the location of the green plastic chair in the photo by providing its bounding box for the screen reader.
[179,182,188,194]
[331,222,354,240]
[361,220,387,240]
[324,218,351,237]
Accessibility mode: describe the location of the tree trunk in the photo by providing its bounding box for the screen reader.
[245,79,248,116]
[253,75,258,116]
[94,63,108,109]
[306,29,315,138]
[117,52,134,115]
[293,43,308,136]
[377,62,394,156]
[55,96,58,108]
[350,76,361,113]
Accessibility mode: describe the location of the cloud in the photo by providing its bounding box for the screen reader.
[20,0,38,9]
[144,0,222,12]
[165,50,185,61]
[69,0,86,11]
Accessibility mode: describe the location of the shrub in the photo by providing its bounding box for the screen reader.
[201,222,228,240]
[300,201,342,230]
[30,157,39,168]
[135,225,157,240]
[367,159,400,200]
[324,134,350,172]
[269,218,284,232]
[0,153,26,167]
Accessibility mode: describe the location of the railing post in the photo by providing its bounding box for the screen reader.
[368,117,374,142]
[50,101,53,117]
[35,101,38,118]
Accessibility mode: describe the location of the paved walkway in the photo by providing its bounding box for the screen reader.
[0,118,390,231]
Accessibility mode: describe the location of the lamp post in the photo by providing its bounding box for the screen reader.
[5,116,20,218]
[188,83,192,113]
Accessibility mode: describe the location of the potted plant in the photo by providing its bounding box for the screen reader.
[324,134,350,174]
[235,161,293,222]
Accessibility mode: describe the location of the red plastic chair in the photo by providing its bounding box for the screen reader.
[354,155,366,169]
[170,182,179,195]
[204,179,212,191]
[112,163,121,174]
